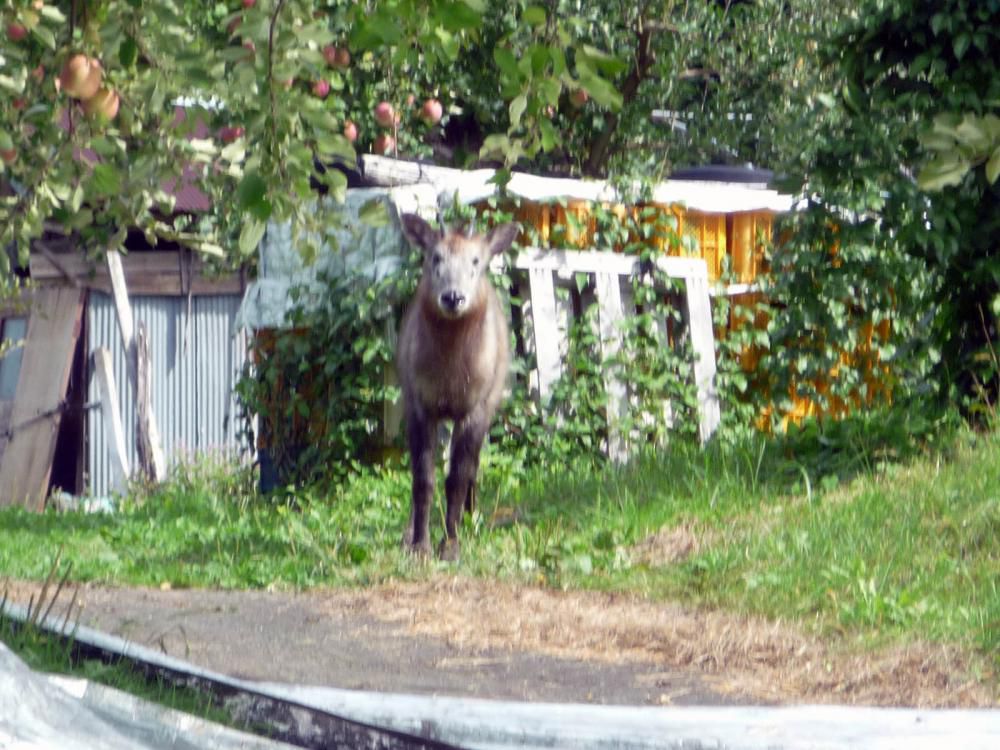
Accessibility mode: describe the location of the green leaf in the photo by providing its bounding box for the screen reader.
[362,14,402,45]
[494,47,521,83]
[0,131,12,152]
[986,146,1000,185]
[91,164,121,197]
[239,217,267,256]
[30,24,56,50]
[358,199,389,228]
[955,116,990,152]
[315,132,356,163]
[119,37,139,68]
[579,45,627,76]
[39,5,67,23]
[509,94,527,129]
[579,73,623,110]
[480,134,511,161]
[237,171,272,221]
[953,32,970,60]
[816,92,837,109]
[539,117,558,152]
[523,6,546,26]
[917,156,971,191]
[438,1,482,31]
[237,171,267,211]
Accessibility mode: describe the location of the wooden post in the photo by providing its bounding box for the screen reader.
[594,272,628,463]
[134,322,164,481]
[526,267,561,406]
[667,258,721,444]
[93,347,130,492]
[106,250,167,482]
[0,287,84,509]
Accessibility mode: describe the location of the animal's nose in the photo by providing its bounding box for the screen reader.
[440,291,466,312]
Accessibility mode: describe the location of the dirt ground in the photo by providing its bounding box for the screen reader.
[3,576,994,708]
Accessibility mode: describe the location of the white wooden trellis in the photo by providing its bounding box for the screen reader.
[496,248,721,461]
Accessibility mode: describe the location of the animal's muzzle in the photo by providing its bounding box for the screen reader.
[439,291,467,314]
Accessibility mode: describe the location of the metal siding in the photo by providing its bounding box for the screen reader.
[87,292,247,496]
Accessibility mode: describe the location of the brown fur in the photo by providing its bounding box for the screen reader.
[397,214,519,560]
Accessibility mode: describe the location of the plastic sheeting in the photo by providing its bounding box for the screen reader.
[0,642,297,750]
[358,154,796,213]
[234,185,437,331]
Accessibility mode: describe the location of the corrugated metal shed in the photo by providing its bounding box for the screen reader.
[86,292,248,497]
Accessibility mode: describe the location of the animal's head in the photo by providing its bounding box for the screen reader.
[401,213,519,319]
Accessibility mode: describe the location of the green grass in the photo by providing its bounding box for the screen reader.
[1,407,997,677]
[0,612,236,728]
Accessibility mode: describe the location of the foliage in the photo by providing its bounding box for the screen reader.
[1,0,866,292]
[234,236,415,487]
[0,0,628,293]
[765,0,1000,413]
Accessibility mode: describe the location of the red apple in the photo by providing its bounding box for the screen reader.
[420,98,443,125]
[323,45,351,69]
[60,55,102,100]
[570,89,589,108]
[0,148,17,164]
[6,23,27,42]
[12,98,26,111]
[343,120,358,142]
[242,0,256,7]
[31,65,45,83]
[220,125,245,143]
[83,87,120,121]
[372,133,395,155]
[312,79,330,98]
[373,101,396,128]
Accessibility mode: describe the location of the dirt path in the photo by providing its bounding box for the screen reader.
[3,577,993,708]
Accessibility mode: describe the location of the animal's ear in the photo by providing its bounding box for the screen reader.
[484,222,521,257]
[400,213,441,253]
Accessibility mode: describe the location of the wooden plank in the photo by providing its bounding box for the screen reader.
[107,250,135,347]
[594,272,628,463]
[0,287,84,510]
[527,267,562,405]
[107,251,167,482]
[93,347,130,492]
[29,252,244,296]
[677,264,721,444]
[134,322,165,481]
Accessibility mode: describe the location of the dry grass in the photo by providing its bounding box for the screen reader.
[4,574,994,708]
[323,575,995,708]
[629,523,702,566]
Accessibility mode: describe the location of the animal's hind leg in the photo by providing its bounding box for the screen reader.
[405,411,437,556]
[440,414,488,561]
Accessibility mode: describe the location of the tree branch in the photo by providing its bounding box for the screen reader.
[584,14,658,176]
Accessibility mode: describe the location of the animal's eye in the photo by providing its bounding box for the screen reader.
[432,253,443,265]
[472,257,480,267]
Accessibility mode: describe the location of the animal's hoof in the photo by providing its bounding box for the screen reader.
[404,539,432,557]
[437,538,460,562]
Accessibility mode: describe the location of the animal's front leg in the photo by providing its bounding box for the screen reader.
[440,413,488,561]
[405,411,437,556]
